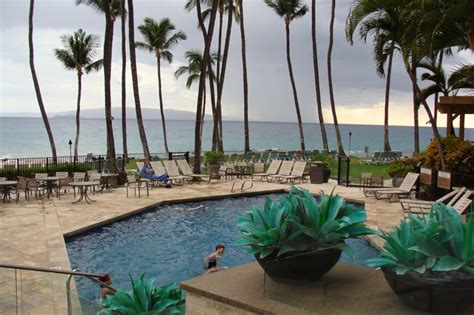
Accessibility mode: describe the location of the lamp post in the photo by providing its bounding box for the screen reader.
[68,139,72,162]
[348,132,352,157]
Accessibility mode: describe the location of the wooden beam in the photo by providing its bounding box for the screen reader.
[459,113,465,141]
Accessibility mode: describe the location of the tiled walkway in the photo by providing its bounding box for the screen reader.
[0,180,405,315]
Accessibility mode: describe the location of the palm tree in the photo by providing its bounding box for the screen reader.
[311,0,328,153]
[127,0,151,160]
[54,29,103,159]
[238,0,250,152]
[264,0,308,151]
[136,18,186,154]
[175,50,218,137]
[193,0,219,173]
[76,0,121,171]
[120,0,128,160]
[28,0,57,159]
[346,4,403,152]
[327,0,344,155]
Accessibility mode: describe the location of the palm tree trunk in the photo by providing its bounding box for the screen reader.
[239,0,250,152]
[200,79,207,138]
[383,49,393,152]
[28,0,57,160]
[74,73,82,159]
[121,0,128,160]
[208,64,219,151]
[216,10,223,87]
[156,56,170,153]
[285,21,305,151]
[103,0,117,171]
[215,0,234,152]
[194,0,219,173]
[128,0,150,160]
[402,56,445,170]
[311,0,328,153]
[327,0,344,156]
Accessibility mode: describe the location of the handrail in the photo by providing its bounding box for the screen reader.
[0,263,104,278]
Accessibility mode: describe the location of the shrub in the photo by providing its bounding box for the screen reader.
[424,136,474,175]
[311,154,333,167]
[204,151,225,164]
[99,273,185,315]
[236,187,374,259]
[367,203,474,276]
[387,157,419,178]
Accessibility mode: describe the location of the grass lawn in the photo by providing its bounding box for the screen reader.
[327,156,390,184]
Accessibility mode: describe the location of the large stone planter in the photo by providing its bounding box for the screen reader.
[310,165,331,184]
[391,176,404,187]
[255,247,342,282]
[382,267,474,314]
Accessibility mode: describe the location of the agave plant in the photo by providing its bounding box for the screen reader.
[368,203,474,276]
[236,187,374,259]
[99,273,185,315]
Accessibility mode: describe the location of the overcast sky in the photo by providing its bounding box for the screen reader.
[1,0,473,127]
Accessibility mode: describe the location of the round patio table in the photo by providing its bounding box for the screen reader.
[235,164,253,178]
[39,176,61,198]
[0,181,17,203]
[70,181,97,204]
[99,173,118,192]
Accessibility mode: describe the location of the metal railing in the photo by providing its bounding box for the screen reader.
[0,263,114,315]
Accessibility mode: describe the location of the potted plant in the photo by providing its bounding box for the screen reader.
[236,187,374,282]
[310,154,332,183]
[99,273,185,315]
[367,204,474,314]
[204,151,225,179]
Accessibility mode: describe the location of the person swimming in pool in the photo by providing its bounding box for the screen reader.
[204,244,225,274]
[98,273,115,302]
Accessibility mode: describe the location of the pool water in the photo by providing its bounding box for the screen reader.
[66,194,379,303]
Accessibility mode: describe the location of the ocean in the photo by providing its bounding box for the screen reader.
[1,117,472,158]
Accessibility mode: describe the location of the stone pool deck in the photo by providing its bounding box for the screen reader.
[0,180,406,315]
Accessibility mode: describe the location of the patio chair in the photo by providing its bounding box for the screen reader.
[163,160,192,185]
[27,178,46,199]
[87,170,99,180]
[73,172,86,182]
[150,161,166,175]
[364,173,419,202]
[176,159,209,182]
[401,187,467,217]
[88,172,102,194]
[126,175,149,198]
[267,160,294,183]
[279,161,307,184]
[9,177,29,203]
[56,172,71,196]
[252,160,281,181]
[452,190,472,215]
[253,162,265,174]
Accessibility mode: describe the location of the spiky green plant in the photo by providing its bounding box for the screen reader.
[368,203,474,276]
[98,273,184,315]
[236,187,375,259]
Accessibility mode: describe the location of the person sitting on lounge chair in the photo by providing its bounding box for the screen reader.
[140,160,171,187]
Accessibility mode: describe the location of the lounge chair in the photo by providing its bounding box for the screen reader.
[163,160,192,185]
[452,191,472,215]
[267,160,294,182]
[252,160,281,181]
[279,161,307,184]
[176,159,209,182]
[364,172,419,202]
[401,187,467,216]
[136,161,144,173]
[253,162,265,174]
[126,175,149,198]
[150,161,166,175]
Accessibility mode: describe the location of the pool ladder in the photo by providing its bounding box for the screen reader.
[231,179,253,193]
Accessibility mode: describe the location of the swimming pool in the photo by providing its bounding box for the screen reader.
[66,193,379,303]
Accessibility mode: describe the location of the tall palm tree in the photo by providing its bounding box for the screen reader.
[28,0,57,159]
[127,0,151,160]
[311,0,329,153]
[54,29,103,159]
[193,0,219,173]
[175,50,218,138]
[136,18,186,154]
[76,0,121,171]
[238,0,250,152]
[120,0,128,160]
[327,0,344,155]
[264,0,308,151]
[346,5,402,152]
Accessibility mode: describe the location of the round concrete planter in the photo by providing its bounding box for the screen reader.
[255,247,342,282]
[391,176,404,187]
[382,267,474,314]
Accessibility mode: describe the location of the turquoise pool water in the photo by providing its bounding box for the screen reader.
[66,193,379,303]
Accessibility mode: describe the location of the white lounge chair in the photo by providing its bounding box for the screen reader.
[401,187,466,216]
[252,160,282,181]
[452,191,472,215]
[176,159,209,182]
[163,160,192,185]
[267,160,294,183]
[364,172,419,202]
[279,161,307,184]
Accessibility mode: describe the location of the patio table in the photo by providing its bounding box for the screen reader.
[235,164,253,178]
[70,181,97,204]
[41,176,60,198]
[0,181,17,203]
[99,173,118,192]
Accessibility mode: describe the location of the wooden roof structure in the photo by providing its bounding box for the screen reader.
[438,96,474,141]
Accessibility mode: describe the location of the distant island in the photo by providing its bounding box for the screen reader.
[0,107,240,121]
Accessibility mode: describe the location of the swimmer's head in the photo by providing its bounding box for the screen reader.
[216,244,225,254]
